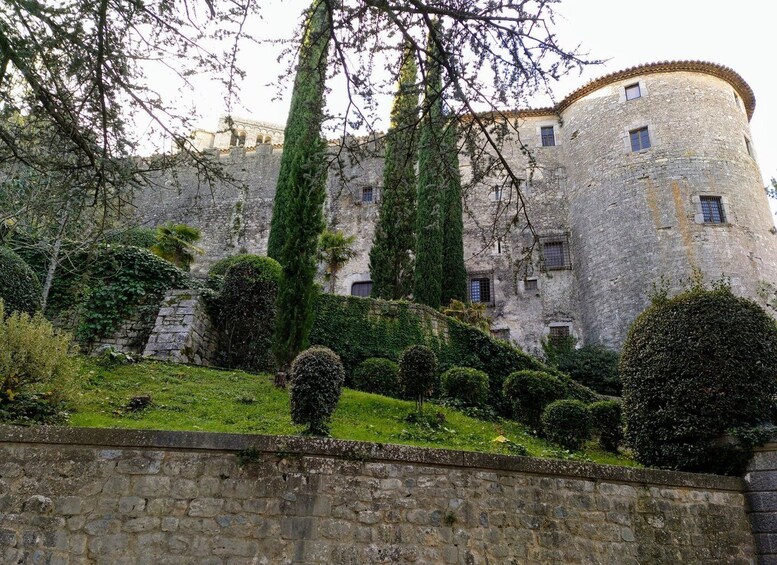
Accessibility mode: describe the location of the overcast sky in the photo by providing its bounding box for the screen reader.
[174,0,776,193]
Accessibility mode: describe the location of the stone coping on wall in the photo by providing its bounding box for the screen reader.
[0,424,744,492]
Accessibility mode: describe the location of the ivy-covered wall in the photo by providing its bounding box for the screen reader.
[309,295,597,413]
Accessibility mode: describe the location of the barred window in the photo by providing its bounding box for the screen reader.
[549,325,570,346]
[630,127,651,152]
[541,239,571,270]
[524,278,538,291]
[351,281,372,297]
[541,126,556,147]
[362,187,374,203]
[470,277,491,304]
[700,196,725,224]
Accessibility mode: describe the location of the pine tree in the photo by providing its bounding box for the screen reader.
[413,26,446,308]
[266,1,329,261]
[271,1,331,372]
[369,45,419,299]
[440,120,467,305]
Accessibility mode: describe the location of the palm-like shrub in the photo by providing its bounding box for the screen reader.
[150,223,204,271]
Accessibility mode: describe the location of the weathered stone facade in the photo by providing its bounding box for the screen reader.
[134,61,777,351]
[142,290,220,366]
[745,439,777,563]
[0,425,758,564]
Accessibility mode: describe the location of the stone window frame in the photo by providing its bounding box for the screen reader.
[491,238,505,256]
[692,194,732,226]
[536,122,561,148]
[624,83,642,101]
[623,122,656,154]
[361,186,375,203]
[522,277,539,293]
[539,234,572,271]
[468,270,495,306]
[618,79,648,102]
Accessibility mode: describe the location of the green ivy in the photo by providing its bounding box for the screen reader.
[309,294,597,415]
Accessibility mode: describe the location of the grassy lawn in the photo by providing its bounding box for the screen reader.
[67,358,637,467]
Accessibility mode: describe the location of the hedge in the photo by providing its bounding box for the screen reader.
[309,294,597,415]
[0,246,41,315]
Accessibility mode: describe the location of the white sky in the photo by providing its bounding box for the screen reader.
[165,0,777,194]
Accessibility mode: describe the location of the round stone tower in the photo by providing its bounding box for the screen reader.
[560,61,777,347]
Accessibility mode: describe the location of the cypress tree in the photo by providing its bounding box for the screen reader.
[266,1,329,261]
[412,29,445,308]
[271,1,331,371]
[369,46,419,300]
[440,119,467,305]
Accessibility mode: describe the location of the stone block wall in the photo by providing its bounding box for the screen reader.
[143,290,219,366]
[89,304,160,356]
[0,425,757,564]
[745,439,777,564]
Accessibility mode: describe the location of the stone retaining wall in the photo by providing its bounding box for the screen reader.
[0,426,756,564]
[745,440,777,564]
[142,290,220,366]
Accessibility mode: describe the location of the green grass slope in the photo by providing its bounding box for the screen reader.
[67,359,635,467]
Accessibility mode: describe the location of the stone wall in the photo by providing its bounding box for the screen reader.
[0,425,757,564]
[745,439,777,563]
[142,290,220,366]
[88,303,160,356]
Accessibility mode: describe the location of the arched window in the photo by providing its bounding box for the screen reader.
[230,131,239,147]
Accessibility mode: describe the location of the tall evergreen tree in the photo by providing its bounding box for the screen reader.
[440,119,467,305]
[266,1,329,261]
[412,29,446,308]
[271,1,331,372]
[369,46,419,300]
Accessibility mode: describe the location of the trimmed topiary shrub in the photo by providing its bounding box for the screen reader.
[104,227,157,249]
[308,295,598,416]
[589,400,623,452]
[215,255,282,372]
[0,246,41,315]
[541,399,592,451]
[621,282,777,474]
[289,346,345,435]
[503,370,563,428]
[440,367,489,408]
[398,345,438,411]
[352,358,400,397]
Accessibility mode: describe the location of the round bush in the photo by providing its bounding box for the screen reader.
[621,284,777,474]
[588,400,623,452]
[290,346,345,435]
[0,246,41,315]
[502,370,563,428]
[398,345,438,410]
[353,358,400,397]
[440,367,489,407]
[216,255,282,371]
[541,399,592,450]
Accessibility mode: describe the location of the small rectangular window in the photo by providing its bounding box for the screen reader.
[491,187,503,202]
[492,238,504,255]
[541,126,556,147]
[351,281,373,297]
[625,83,641,101]
[630,127,651,152]
[734,92,741,108]
[361,187,374,202]
[470,277,491,303]
[524,278,538,291]
[745,137,754,157]
[549,325,571,346]
[700,196,726,224]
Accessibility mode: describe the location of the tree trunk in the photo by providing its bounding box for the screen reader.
[41,211,69,311]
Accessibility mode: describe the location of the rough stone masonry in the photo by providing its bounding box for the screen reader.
[0,425,757,564]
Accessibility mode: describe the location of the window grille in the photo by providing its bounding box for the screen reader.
[470,277,491,304]
[549,325,571,346]
[362,187,374,203]
[700,196,725,224]
[540,236,572,271]
[524,278,538,291]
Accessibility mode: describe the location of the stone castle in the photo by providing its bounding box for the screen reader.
[135,61,777,352]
